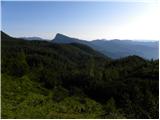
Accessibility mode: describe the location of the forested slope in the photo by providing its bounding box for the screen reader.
[1,31,159,118]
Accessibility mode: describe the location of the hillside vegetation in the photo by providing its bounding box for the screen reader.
[1,31,159,118]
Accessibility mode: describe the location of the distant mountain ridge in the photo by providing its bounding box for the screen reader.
[1,31,107,59]
[1,31,159,60]
[52,33,159,60]
[19,37,49,41]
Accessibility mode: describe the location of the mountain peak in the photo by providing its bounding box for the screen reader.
[53,33,79,44]
[53,33,75,43]
[54,33,70,40]
[52,33,90,46]
[56,33,65,36]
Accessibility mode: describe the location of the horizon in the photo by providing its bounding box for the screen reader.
[2,30,159,42]
[2,1,159,41]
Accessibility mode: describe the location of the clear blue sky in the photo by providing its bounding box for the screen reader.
[2,1,159,40]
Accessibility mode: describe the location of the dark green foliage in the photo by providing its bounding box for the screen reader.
[1,32,159,118]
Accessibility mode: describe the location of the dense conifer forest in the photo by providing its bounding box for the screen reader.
[1,31,159,118]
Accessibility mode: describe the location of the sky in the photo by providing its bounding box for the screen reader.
[1,1,160,40]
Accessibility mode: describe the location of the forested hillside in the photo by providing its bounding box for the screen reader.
[1,31,159,118]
